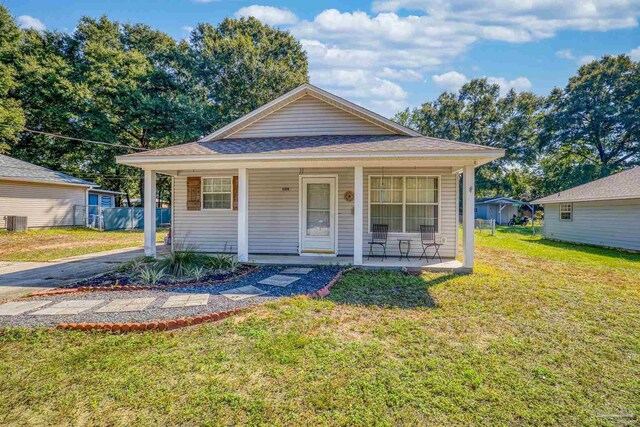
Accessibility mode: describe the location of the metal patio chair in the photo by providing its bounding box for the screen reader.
[368,224,389,261]
[420,225,442,262]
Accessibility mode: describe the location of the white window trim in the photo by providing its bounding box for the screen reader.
[368,175,441,234]
[201,176,233,210]
[559,203,573,221]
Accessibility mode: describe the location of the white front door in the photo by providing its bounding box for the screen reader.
[300,176,337,255]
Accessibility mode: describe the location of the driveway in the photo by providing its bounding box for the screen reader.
[0,245,167,300]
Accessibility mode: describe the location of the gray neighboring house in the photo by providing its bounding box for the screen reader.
[532,167,640,251]
[475,197,523,225]
[0,155,96,229]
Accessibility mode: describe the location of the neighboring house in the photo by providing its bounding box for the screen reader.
[117,84,504,269]
[532,167,640,251]
[0,155,96,229]
[475,197,523,225]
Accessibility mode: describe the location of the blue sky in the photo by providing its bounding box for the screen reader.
[5,0,640,117]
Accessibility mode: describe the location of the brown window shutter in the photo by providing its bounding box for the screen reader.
[187,177,201,211]
[232,176,239,210]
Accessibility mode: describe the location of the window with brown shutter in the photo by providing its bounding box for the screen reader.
[186,177,201,211]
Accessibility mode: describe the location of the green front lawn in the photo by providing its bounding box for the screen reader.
[0,227,166,262]
[1,228,638,425]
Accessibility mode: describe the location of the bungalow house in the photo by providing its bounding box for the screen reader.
[475,196,524,225]
[117,84,504,270]
[0,154,96,229]
[532,167,640,251]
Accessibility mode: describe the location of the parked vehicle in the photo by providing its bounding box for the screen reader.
[508,215,530,226]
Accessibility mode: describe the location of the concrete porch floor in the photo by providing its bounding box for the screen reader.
[246,254,468,273]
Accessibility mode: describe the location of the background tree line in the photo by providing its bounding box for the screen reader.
[1,5,638,203]
[0,6,308,203]
[395,55,640,200]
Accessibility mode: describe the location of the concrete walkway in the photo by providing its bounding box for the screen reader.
[0,245,166,301]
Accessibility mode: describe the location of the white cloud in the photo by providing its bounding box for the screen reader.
[235,5,298,26]
[555,49,575,60]
[181,26,194,33]
[372,0,640,36]
[432,71,469,91]
[378,67,424,82]
[630,46,640,60]
[431,71,532,95]
[17,15,46,31]
[578,55,597,65]
[486,76,533,95]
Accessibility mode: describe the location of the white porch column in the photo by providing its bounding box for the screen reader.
[353,165,364,266]
[237,167,249,262]
[462,164,475,269]
[143,169,157,258]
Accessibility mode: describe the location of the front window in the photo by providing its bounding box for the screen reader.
[202,177,232,209]
[560,203,572,221]
[369,176,439,233]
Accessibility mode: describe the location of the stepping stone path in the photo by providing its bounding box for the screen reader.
[220,285,268,301]
[31,300,104,315]
[280,267,313,275]
[162,294,209,308]
[0,301,52,316]
[95,298,156,313]
[258,274,300,287]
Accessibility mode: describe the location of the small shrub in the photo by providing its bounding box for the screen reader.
[188,266,206,281]
[158,248,203,277]
[140,266,166,285]
[206,254,233,270]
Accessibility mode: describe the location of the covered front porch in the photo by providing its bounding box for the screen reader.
[137,159,478,271]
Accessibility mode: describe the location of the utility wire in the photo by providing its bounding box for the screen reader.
[0,124,148,151]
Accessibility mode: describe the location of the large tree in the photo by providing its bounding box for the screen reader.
[0,6,25,152]
[395,79,544,197]
[540,55,640,188]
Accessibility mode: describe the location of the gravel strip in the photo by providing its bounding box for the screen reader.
[0,265,343,328]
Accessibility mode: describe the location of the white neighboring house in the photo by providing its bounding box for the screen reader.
[0,154,96,229]
[533,167,640,251]
[117,84,504,270]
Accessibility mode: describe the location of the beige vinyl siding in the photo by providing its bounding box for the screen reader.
[542,199,640,251]
[0,180,86,228]
[248,168,354,254]
[230,95,394,138]
[173,172,238,253]
[362,168,458,258]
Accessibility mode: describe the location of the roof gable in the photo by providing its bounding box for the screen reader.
[201,83,421,141]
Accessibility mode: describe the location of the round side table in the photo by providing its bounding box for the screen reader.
[398,238,411,261]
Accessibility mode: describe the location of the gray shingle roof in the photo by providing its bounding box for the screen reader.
[0,155,96,187]
[121,135,503,159]
[532,167,640,204]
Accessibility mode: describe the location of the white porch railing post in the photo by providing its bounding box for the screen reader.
[353,165,363,266]
[143,169,157,257]
[237,167,249,262]
[462,164,475,269]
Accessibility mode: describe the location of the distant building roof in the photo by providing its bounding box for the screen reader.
[476,197,526,205]
[532,167,640,204]
[0,154,96,187]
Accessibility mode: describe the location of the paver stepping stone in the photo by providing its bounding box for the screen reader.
[258,274,300,287]
[0,301,52,316]
[280,267,313,275]
[31,300,104,315]
[220,285,268,301]
[95,298,156,313]
[162,294,209,308]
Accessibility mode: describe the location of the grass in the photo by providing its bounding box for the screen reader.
[0,227,167,262]
[0,228,638,425]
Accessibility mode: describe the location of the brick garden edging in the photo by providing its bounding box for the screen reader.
[25,265,261,298]
[53,267,355,334]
